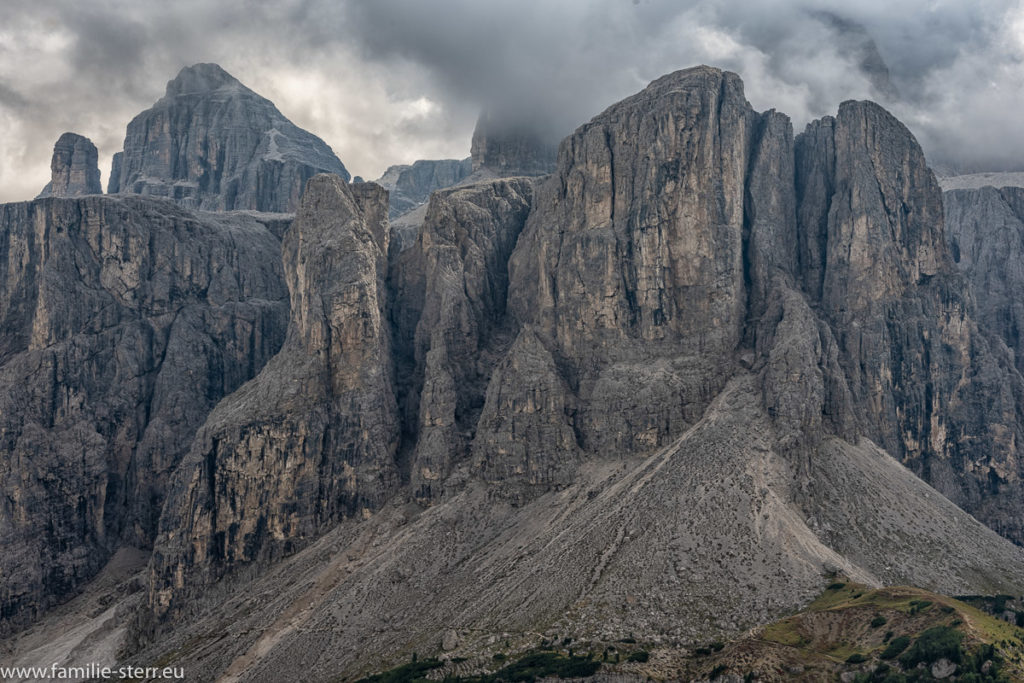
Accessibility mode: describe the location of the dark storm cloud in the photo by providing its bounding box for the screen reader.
[1,0,1023,201]
[336,0,1024,169]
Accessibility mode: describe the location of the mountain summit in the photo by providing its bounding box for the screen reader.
[162,62,242,96]
[5,64,1024,681]
[107,63,349,212]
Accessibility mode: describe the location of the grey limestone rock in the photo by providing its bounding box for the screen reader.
[124,375,1024,682]
[793,102,1024,542]
[392,177,534,500]
[145,175,398,625]
[507,66,756,458]
[0,194,288,633]
[36,132,102,198]
[107,63,348,212]
[944,185,1024,373]
[374,158,473,218]
[11,62,1024,677]
[118,67,1024,667]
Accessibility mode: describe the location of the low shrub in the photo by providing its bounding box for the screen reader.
[355,658,444,683]
[898,626,963,669]
[880,635,911,659]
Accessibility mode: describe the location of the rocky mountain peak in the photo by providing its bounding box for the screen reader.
[10,63,1024,681]
[108,64,348,212]
[163,62,244,97]
[36,132,102,198]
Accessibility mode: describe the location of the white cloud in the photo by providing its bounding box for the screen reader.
[1,0,1024,201]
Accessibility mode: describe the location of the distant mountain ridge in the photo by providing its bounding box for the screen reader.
[107,63,349,213]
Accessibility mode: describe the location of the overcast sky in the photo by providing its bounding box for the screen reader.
[1,0,1023,203]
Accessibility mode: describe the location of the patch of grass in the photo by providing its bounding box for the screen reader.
[487,652,600,681]
[354,658,444,683]
[908,599,933,615]
[359,650,602,683]
[809,583,861,610]
[761,618,806,647]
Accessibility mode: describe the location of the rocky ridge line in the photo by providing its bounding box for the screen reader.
[108,63,348,213]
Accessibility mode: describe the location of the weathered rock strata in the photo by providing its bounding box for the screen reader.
[392,178,535,500]
[146,176,397,625]
[36,132,102,198]
[108,63,348,212]
[793,102,1024,542]
[943,185,1024,373]
[8,63,1024,679]
[508,67,756,457]
[0,195,288,632]
[375,158,473,219]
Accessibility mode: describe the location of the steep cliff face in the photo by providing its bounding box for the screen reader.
[939,184,1024,539]
[11,64,1024,680]
[36,133,103,198]
[375,158,473,218]
[0,195,288,633]
[943,185,1024,372]
[506,67,756,458]
[392,178,535,500]
[107,64,349,212]
[793,103,1024,542]
[146,176,398,624]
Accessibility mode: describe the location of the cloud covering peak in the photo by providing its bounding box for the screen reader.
[1,0,1022,202]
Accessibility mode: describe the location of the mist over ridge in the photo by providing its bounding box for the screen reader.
[1,0,1023,202]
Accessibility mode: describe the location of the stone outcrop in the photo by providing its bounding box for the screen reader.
[943,185,1024,373]
[470,110,558,176]
[374,158,473,218]
[107,63,348,212]
[792,102,1024,541]
[392,178,535,500]
[506,67,756,458]
[36,132,102,198]
[0,194,288,633]
[146,176,398,624]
